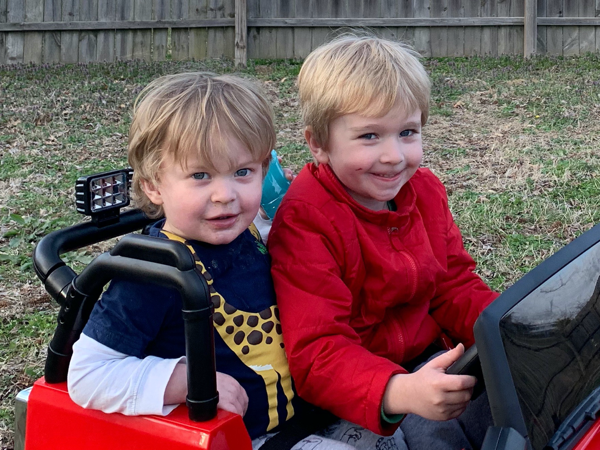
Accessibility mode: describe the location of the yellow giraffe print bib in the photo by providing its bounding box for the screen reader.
[162,229,295,431]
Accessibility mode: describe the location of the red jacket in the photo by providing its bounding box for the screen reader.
[268,163,498,435]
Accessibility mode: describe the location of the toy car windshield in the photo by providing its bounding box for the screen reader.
[476,225,600,450]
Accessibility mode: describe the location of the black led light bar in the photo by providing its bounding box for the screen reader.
[75,169,133,226]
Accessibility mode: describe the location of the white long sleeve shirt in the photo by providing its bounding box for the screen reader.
[67,332,184,416]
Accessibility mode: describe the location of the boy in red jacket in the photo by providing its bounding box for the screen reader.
[268,34,499,449]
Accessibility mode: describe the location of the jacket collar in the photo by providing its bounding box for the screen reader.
[311,163,417,225]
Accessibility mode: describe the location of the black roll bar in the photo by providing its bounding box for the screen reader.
[33,212,219,422]
[33,209,154,306]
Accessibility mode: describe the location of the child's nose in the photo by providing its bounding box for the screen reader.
[210,180,236,204]
[380,139,404,165]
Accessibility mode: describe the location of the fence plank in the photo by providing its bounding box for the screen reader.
[597,0,600,55]
[397,0,411,18]
[380,0,399,44]
[292,0,311,59]
[329,0,340,19]
[152,0,168,60]
[539,17,600,25]
[0,0,6,64]
[61,0,79,63]
[524,0,536,57]
[509,0,524,54]
[234,0,246,64]
[563,0,579,55]
[24,0,44,63]
[546,0,562,55]
[430,0,448,57]
[579,0,595,54]
[190,0,208,60]
[115,0,133,60]
[597,0,600,56]
[2,16,548,31]
[207,0,225,58]
[481,0,498,55]
[97,0,115,62]
[347,0,363,19]
[43,0,61,62]
[247,0,259,58]
[364,0,380,18]
[79,0,98,63]
[223,0,235,58]
[133,0,152,60]
[257,0,275,59]
[172,0,190,60]
[6,0,24,64]
[447,0,464,57]
[463,0,480,56]
[497,0,511,55]
[394,0,413,46]
[413,0,430,56]
[276,0,294,59]
[536,0,547,54]
[311,0,332,50]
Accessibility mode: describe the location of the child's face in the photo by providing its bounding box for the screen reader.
[308,100,423,211]
[143,139,264,245]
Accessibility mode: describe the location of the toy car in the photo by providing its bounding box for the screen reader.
[13,169,600,450]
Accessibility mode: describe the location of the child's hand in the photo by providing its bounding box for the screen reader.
[277,155,297,182]
[217,372,249,417]
[383,344,476,421]
[165,365,248,416]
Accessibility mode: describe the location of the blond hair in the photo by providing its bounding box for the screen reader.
[128,72,276,218]
[298,33,431,147]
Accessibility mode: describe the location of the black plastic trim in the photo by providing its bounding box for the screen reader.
[474,223,600,450]
[32,209,154,305]
[110,233,195,270]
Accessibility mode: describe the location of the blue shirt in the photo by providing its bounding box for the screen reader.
[84,220,297,439]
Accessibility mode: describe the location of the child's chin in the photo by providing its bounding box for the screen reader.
[201,233,239,245]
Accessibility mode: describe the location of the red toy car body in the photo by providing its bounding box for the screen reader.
[23,379,251,450]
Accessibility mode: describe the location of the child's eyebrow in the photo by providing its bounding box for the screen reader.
[236,157,261,166]
[350,120,422,132]
[184,163,210,172]
[402,121,422,129]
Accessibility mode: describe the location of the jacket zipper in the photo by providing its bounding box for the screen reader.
[395,320,405,363]
[404,250,418,301]
[388,226,418,363]
[397,251,418,364]
[388,226,419,301]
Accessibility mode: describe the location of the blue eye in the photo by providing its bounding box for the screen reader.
[400,129,416,137]
[235,168,250,177]
[192,172,209,180]
[360,133,377,140]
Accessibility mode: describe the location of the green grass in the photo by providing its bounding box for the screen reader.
[2,53,600,447]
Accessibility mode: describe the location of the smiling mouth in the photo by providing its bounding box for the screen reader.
[373,172,401,179]
[208,214,238,221]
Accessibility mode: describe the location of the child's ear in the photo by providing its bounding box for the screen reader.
[141,178,164,205]
[305,127,329,165]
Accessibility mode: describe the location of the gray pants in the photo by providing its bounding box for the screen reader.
[253,419,409,450]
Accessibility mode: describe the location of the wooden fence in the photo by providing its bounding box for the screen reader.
[1,0,600,65]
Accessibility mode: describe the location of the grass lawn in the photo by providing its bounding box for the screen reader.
[1,53,600,448]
